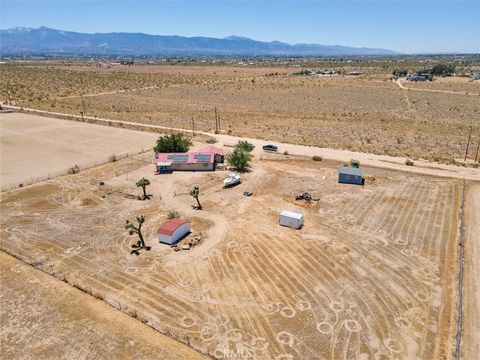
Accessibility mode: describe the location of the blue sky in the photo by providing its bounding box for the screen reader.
[1,1,479,53]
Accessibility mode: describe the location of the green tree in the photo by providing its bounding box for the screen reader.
[125,215,151,255]
[136,177,151,200]
[236,140,255,152]
[226,147,252,172]
[190,186,202,210]
[153,133,193,153]
[392,69,407,77]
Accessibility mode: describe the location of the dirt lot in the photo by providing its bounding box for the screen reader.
[0,251,208,360]
[0,152,462,359]
[0,113,158,190]
[1,64,479,163]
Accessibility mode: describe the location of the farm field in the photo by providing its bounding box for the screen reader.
[0,112,159,190]
[0,152,462,359]
[1,64,479,163]
[0,251,208,360]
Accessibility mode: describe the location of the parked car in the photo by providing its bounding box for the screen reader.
[262,144,278,152]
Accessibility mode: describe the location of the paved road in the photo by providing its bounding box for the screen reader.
[3,105,479,181]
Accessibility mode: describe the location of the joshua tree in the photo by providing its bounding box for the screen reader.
[125,215,151,255]
[136,178,151,200]
[190,186,202,210]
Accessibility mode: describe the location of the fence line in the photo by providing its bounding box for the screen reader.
[1,148,153,192]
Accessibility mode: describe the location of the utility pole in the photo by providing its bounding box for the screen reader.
[192,115,195,137]
[217,113,221,132]
[214,107,218,132]
[475,138,480,163]
[81,94,87,118]
[464,126,473,162]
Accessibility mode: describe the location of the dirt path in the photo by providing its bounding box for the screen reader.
[463,183,480,359]
[2,108,479,181]
[394,79,479,96]
[0,251,208,360]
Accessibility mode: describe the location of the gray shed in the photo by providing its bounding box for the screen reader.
[338,166,365,185]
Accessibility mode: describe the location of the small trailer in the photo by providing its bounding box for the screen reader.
[279,210,304,229]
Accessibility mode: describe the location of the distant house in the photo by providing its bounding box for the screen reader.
[158,219,190,244]
[471,72,480,81]
[406,73,429,81]
[348,71,362,76]
[154,146,224,174]
[338,166,365,185]
[319,70,337,76]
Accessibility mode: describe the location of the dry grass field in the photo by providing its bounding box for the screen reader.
[0,251,208,360]
[1,64,479,163]
[0,152,462,359]
[0,113,159,190]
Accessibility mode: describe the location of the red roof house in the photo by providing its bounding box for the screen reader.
[154,146,224,173]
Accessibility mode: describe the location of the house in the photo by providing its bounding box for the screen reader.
[406,73,429,81]
[279,210,304,229]
[158,219,190,244]
[154,146,224,174]
[338,166,365,185]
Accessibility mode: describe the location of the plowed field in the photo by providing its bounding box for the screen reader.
[0,156,460,359]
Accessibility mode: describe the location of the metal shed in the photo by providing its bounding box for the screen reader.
[338,166,365,185]
[279,210,304,229]
[158,219,190,244]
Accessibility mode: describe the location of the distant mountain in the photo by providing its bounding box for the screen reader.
[0,26,399,56]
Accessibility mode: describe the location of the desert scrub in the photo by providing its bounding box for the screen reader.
[206,137,217,144]
[312,155,323,161]
[405,159,414,166]
[167,210,180,219]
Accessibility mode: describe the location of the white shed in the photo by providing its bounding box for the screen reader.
[279,210,304,229]
[157,219,190,244]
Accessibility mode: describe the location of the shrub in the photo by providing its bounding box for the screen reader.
[110,153,118,162]
[283,151,289,155]
[226,148,252,172]
[206,137,217,144]
[236,140,254,153]
[154,133,192,153]
[405,159,414,166]
[167,210,179,219]
[67,164,80,174]
[350,159,360,168]
[312,156,323,161]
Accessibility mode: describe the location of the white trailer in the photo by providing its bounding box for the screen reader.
[279,210,304,229]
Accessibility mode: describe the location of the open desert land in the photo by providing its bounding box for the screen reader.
[0,144,466,359]
[1,64,479,163]
[0,251,209,360]
[0,112,159,190]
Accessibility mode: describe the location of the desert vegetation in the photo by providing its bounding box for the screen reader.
[1,62,479,163]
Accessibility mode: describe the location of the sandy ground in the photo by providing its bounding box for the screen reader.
[463,182,480,360]
[3,109,479,182]
[0,113,158,190]
[3,64,478,163]
[0,154,460,359]
[0,251,208,360]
